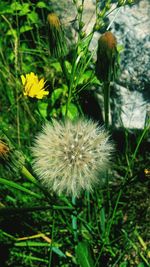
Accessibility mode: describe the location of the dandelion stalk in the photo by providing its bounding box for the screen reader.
[103,81,110,128]
[71,196,78,243]
[31,119,114,251]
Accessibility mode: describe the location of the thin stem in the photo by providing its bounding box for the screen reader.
[103,81,110,128]
[86,191,91,223]
[71,195,78,243]
[48,210,55,267]
[59,57,72,117]
[60,58,70,89]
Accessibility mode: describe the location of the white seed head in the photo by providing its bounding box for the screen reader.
[31,118,114,197]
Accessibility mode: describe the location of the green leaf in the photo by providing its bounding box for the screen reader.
[100,207,106,235]
[11,2,22,11]
[18,4,30,16]
[77,70,101,86]
[28,11,39,24]
[119,262,128,267]
[65,60,72,74]
[15,241,50,247]
[92,76,101,85]
[38,102,47,118]
[50,62,62,72]
[78,33,93,54]
[0,3,12,14]
[36,2,47,8]
[117,44,124,53]
[52,247,66,258]
[62,103,79,120]
[0,178,41,199]
[137,263,146,267]
[15,241,66,257]
[6,29,17,37]
[78,70,93,85]
[20,25,33,33]
[51,88,63,106]
[76,241,95,267]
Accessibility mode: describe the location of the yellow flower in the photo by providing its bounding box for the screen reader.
[21,72,49,99]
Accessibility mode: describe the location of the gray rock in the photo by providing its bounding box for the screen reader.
[108,0,150,129]
[111,84,147,129]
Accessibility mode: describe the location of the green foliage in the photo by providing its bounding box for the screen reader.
[0,178,41,199]
[76,241,95,267]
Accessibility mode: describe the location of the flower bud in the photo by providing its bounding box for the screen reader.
[0,137,25,175]
[0,141,9,159]
[78,5,83,13]
[47,13,68,59]
[96,31,118,82]
[118,0,126,6]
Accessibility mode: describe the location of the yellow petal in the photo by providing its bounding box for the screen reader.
[21,72,49,99]
[21,75,26,85]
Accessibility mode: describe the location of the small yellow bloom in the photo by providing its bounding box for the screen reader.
[21,72,49,99]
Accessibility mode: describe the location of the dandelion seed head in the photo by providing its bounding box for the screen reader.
[32,118,114,197]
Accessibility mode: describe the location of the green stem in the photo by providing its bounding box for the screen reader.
[72,195,78,243]
[60,58,70,89]
[59,58,71,117]
[103,81,110,128]
[48,210,55,267]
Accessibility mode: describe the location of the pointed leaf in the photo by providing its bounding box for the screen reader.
[76,241,95,267]
[0,178,41,199]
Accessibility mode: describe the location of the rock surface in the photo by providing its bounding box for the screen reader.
[110,0,150,129]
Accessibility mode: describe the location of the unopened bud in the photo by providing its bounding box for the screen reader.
[79,21,84,30]
[78,5,83,14]
[80,31,86,39]
[47,13,68,58]
[0,137,25,175]
[118,0,126,6]
[0,141,9,159]
[96,31,118,82]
